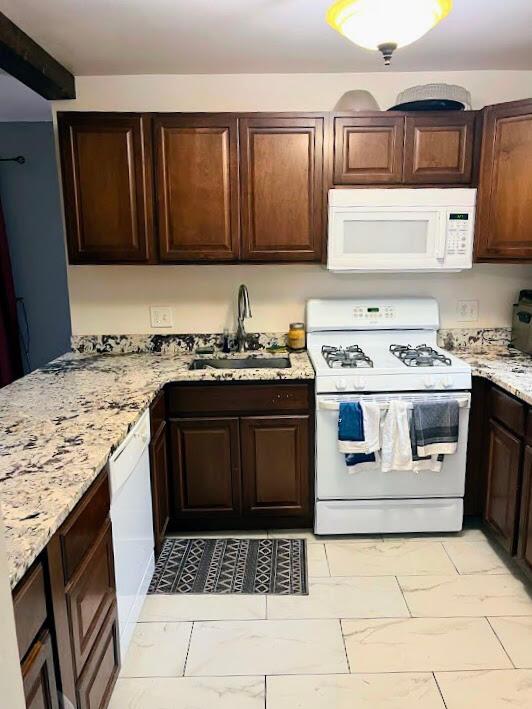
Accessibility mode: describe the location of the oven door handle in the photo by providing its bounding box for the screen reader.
[317,395,471,412]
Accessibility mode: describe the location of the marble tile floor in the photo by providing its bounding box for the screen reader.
[109,528,532,709]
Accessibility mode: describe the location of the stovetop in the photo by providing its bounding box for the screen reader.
[307,333,471,393]
[321,345,374,369]
[389,344,452,368]
[306,299,472,393]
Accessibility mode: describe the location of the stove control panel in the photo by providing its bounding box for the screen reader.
[353,305,396,322]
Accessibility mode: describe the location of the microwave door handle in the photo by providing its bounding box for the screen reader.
[435,215,446,260]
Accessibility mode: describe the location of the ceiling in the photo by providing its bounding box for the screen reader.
[1,0,531,75]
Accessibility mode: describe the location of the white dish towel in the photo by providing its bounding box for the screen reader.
[381,400,413,472]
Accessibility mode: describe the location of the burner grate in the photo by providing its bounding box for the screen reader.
[321,345,373,369]
[390,344,451,367]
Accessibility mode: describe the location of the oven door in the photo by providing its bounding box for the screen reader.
[328,207,446,272]
[316,392,470,501]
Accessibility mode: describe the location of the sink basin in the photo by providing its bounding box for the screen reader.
[189,357,291,370]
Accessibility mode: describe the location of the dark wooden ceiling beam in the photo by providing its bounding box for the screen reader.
[0,11,75,100]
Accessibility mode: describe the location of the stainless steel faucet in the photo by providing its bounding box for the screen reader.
[236,284,252,352]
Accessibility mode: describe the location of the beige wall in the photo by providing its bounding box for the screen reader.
[69,263,532,335]
[53,71,532,336]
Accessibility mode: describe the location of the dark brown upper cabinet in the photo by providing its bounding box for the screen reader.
[403,113,476,184]
[333,111,476,186]
[153,114,240,262]
[58,112,154,264]
[333,114,404,184]
[475,99,532,262]
[239,116,325,261]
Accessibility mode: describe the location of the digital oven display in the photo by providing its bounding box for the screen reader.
[449,213,469,220]
[367,307,380,313]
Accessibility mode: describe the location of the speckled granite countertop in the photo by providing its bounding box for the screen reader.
[457,347,532,406]
[0,350,313,588]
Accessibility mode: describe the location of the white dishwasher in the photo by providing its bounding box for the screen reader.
[109,409,155,658]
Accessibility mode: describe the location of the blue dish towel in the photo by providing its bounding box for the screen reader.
[338,402,375,468]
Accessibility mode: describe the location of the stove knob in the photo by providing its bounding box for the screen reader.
[423,376,436,389]
[335,378,347,391]
[440,377,453,389]
[353,377,366,390]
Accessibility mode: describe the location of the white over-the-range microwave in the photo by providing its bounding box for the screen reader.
[327,188,476,272]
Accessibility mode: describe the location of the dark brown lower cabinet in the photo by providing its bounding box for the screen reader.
[517,446,532,576]
[21,630,59,709]
[150,419,170,556]
[170,417,242,518]
[47,468,119,709]
[66,523,116,677]
[484,418,522,553]
[167,382,314,529]
[76,605,120,709]
[241,415,310,519]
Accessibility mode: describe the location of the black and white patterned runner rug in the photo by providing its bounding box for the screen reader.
[148,538,308,595]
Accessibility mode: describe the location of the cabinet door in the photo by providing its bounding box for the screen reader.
[333,115,404,184]
[58,112,154,263]
[239,116,324,261]
[170,418,241,517]
[150,421,170,556]
[517,446,532,575]
[476,99,532,261]
[241,415,310,518]
[403,113,476,184]
[154,115,240,261]
[76,605,120,709]
[21,630,59,709]
[66,522,116,677]
[484,418,522,553]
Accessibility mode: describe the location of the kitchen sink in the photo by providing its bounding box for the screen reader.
[189,357,291,370]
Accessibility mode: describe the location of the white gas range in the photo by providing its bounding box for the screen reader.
[307,298,472,535]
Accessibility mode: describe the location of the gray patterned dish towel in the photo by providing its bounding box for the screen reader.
[412,400,459,457]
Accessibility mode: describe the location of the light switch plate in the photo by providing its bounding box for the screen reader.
[150,306,173,328]
[456,300,479,322]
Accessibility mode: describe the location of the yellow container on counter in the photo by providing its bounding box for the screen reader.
[288,322,306,351]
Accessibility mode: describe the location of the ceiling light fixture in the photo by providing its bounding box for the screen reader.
[326,0,453,66]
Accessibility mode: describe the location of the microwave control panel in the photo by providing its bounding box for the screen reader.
[446,210,473,256]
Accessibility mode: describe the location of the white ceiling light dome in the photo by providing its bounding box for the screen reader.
[327,0,453,65]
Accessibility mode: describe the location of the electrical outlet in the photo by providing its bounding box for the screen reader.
[457,300,479,322]
[150,306,173,328]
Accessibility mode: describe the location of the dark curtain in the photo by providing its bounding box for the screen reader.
[0,197,22,386]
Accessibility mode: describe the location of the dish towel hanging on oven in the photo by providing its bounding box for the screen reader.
[338,402,378,469]
[412,400,459,457]
[381,400,413,472]
[409,412,442,473]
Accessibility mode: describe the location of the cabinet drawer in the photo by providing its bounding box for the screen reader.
[168,383,312,416]
[60,469,110,583]
[67,521,116,677]
[489,386,526,436]
[76,604,120,709]
[13,561,48,661]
